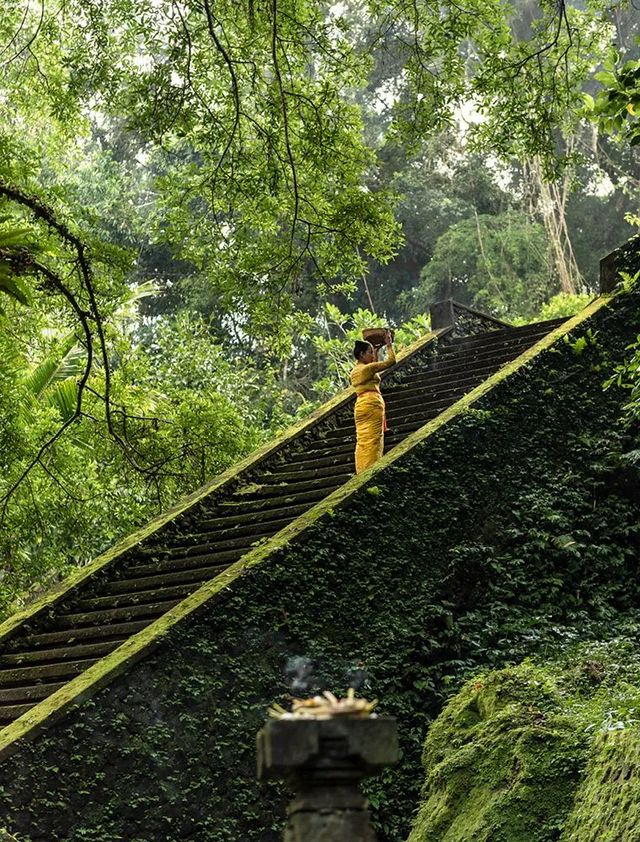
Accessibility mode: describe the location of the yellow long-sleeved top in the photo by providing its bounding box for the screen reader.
[350,346,396,395]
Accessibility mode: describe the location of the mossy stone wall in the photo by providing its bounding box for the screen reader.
[409,641,640,842]
[1,290,640,841]
[564,727,640,842]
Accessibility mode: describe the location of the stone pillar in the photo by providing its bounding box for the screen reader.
[599,237,640,293]
[429,299,456,332]
[600,248,620,293]
[257,717,399,841]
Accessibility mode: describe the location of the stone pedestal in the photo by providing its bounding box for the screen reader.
[257,717,399,841]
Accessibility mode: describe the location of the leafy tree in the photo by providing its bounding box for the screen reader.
[586,52,640,147]
[532,290,593,320]
[351,140,514,318]
[0,0,637,611]
[0,299,295,613]
[404,210,553,319]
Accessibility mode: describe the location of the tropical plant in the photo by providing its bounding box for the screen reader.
[404,211,553,320]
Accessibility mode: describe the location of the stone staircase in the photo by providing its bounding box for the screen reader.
[0,312,567,728]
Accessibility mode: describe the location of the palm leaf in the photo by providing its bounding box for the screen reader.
[0,270,29,305]
[23,336,85,399]
[0,225,37,249]
[51,344,86,383]
[0,221,42,309]
[44,379,79,421]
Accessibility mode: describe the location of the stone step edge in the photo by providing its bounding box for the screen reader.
[0,295,609,764]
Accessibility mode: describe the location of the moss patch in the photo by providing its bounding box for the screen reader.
[563,728,640,842]
[409,640,640,842]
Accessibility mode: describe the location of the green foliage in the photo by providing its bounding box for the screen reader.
[370,0,614,168]
[509,292,594,328]
[603,270,640,424]
[20,333,86,422]
[355,144,516,318]
[536,292,594,321]
[0,217,42,308]
[585,45,640,147]
[0,0,630,334]
[0,301,293,613]
[2,0,402,309]
[405,211,553,319]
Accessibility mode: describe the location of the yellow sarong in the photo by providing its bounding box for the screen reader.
[350,346,396,474]
[354,391,386,474]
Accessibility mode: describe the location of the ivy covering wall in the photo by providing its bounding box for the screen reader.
[1,285,639,841]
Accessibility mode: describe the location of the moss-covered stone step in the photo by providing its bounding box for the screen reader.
[382,361,503,397]
[229,472,352,498]
[197,503,309,529]
[133,533,272,557]
[263,462,353,483]
[137,531,258,558]
[411,322,555,362]
[443,317,565,349]
[74,584,197,612]
[287,440,355,461]
[104,562,237,593]
[216,485,332,511]
[384,373,489,407]
[384,361,512,399]
[404,343,545,381]
[386,355,524,394]
[386,386,486,418]
[0,658,100,685]
[296,438,356,455]
[187,498,319,534]
[159,516,294,547]
[420,330,531,361]
[270,450,352,470]
[51,601,180,628]
[387,407,451,432]
[389,385,478,414]
[386,414,445,440]
[0,640,121,668]
[15,621,150,650]
[0,704,37,724]
[387,328,557,401]
[270,451,353,476]
[437,318,565,354]
[0,683,65,704]
[259,464,353,483]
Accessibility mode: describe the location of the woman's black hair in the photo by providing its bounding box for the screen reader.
[354,340,371,360]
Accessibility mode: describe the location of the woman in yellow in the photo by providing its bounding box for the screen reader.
[350,330,396,473]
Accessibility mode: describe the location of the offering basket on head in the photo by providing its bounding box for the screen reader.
[362,327,394,349]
